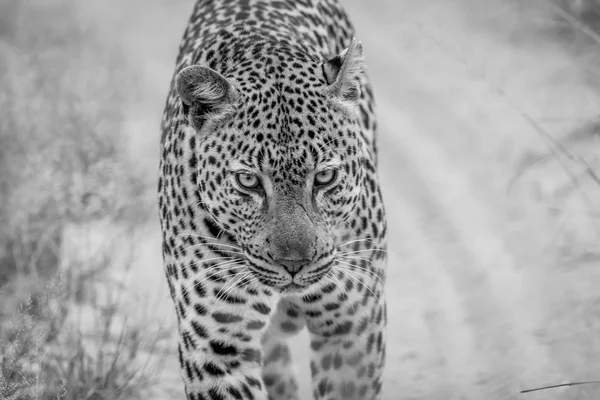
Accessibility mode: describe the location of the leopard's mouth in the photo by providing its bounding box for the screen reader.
[248,263,331,292]
[250,274,309,293]
[278,282,306,294]
[243,252,335,291]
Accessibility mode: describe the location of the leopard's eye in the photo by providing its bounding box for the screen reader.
[235,172,261,190]
[314,169,337,188]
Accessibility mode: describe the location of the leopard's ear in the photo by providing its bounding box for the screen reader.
[323,37,364,107]
[176,65,239,132]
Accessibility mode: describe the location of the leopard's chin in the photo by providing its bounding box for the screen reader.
[270,276,327,296]
[248,261,332,295]
[277,282,307,294]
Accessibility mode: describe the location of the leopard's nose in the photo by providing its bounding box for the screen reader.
[275,258,311,276]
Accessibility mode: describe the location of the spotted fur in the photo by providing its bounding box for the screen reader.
[159,1,387,399]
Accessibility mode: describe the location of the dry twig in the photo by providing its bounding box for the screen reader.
[521,380,600,393]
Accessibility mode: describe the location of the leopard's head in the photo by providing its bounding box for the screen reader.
[176,39,369,294]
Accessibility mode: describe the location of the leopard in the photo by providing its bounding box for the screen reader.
[158,0,388,399]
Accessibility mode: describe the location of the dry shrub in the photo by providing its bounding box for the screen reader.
[0,272,166,400]
[0,0,158,398]
[562,0,600,17]
[0,0,146,279]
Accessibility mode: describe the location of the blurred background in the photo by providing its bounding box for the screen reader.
[1,0,599,399]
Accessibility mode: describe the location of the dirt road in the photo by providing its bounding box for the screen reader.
[78,0,600,398]
[341,1,600,398]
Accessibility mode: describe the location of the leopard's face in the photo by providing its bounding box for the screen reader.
[194,84,365,294]
[174,38,368,294]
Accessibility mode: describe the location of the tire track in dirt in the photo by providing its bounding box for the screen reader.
[377,104,559,399]
[346,2,570,398]
[378,150,476,400]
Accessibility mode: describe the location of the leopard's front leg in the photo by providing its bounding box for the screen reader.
[261,299,307,400]
[306,273,387,400]
[170,272,277,400]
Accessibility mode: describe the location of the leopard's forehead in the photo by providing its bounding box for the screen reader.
[221,43,331,112]
[198,44,360,180]
[213,122,355,187]
[212,96,357,185]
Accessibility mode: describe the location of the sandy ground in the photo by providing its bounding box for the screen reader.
[72,1,600,399]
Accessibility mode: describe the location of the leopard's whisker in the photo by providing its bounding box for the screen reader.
[187,256,235,266]
[190,258,245,269]
[326,271,356,315]
[192,262,246,288]
[338,248,394,257]
[337,237,376,247]
[220,270,250,296]
[335,259,385,281]
[339,249,379,255]
[335,261,386,288]
[179,233,236,244]
[338,263,382,279]
[188,248,246,257]
[337,269,382,305]
[340,254,375,266]
[191,270,231,289]
[335,268,385,292]
[209,259,247,269]
[231,271,253,291]
[183,241,242,251]
[213,270,250,303]
[188,236,241,249]
[245,274,261,293]
[178,232,237,244]
[212,271,246,302]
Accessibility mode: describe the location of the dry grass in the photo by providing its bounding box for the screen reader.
[0,0,161,398]
[561,0,600,18]
[510,0,600,260]
[498,1,600,394]
[0,270,167,400]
